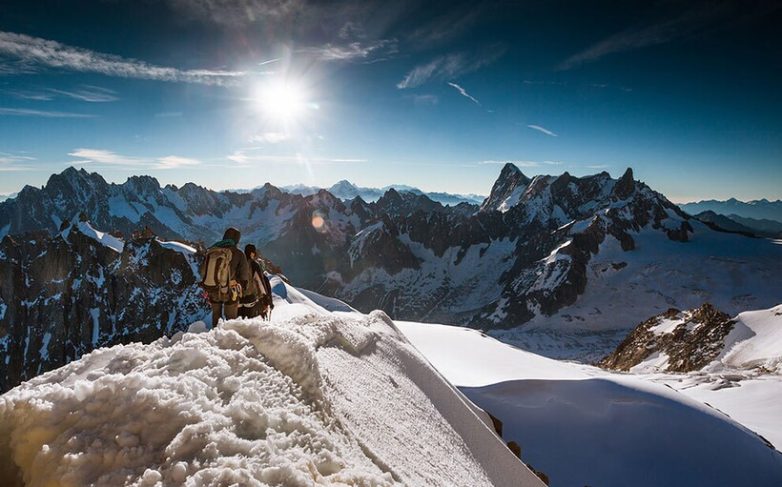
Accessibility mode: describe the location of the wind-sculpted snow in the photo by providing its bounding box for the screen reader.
[0,300,543,486]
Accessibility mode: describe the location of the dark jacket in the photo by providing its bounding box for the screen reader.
[241,260,273,305]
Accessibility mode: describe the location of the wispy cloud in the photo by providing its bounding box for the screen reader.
[0,152,36,172]
[0,31,244,85]
[69,148,202,169]
[405,94,439,106]
[0,107,95,118]
[397,47,505,89]
[527,124,557,137]
[447,82,480,105]
[48,85,118,102]
[556,2,768,71]
[301,39,398,63]
[227,149,366,166]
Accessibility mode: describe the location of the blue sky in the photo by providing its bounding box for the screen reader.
[0,0,780,202]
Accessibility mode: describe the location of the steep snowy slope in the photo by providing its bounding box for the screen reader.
[492,223,782,361]
[0,285,543,487]
[398,320,782,487]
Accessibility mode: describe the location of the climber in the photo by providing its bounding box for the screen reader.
[239,244,274,320]
[200,227,250,328]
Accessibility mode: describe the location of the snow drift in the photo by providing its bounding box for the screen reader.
[0,281,543,487]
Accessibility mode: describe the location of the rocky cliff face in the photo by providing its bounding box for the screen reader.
[0,221,209,392]
[599,304,737,372]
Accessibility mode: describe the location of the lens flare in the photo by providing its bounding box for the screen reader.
[311,214,325,230]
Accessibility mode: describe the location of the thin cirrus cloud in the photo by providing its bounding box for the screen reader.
[0,152,36,172]
[227,149,366,166]
[48,85,119,102]
[299,39,398,63]
[0,107,95,118]
[527,124,558,137]
[69,148,201,169]
[397,46,505,89]
[0,31,244,85]
[446,82,480,105]
[554,2,765,71]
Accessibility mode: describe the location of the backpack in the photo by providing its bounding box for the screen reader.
[200,247,233,302]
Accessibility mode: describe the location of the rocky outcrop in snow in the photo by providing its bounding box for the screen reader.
[0,221,208,392]
[599,304,737,372]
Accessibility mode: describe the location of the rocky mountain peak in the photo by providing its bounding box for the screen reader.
[480,163,532,212]
[613,167,635,199]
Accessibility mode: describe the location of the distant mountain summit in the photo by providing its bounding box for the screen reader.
[280,180,485,206]
[680,198,782,223]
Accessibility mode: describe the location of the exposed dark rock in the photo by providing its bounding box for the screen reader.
[599,303,737,372]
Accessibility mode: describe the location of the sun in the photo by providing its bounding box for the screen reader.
[254,78,308,124]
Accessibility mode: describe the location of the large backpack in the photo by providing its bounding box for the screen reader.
[200,247,233,302]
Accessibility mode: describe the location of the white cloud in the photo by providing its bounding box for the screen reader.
[0,152,36,172]
[527,124,558,137]
[0,31,244,85]
[0,107,95,118]
[69,148,202,170]
[48,85,118,102]
[301,39,397,62]
[447,82,480,105]
[227,149,366,166]
[397,47,504,89]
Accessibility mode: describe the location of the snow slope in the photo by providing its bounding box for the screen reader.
[624,304,782,448]
[494,222,782,361]
[0,282,543,487]
[398,320,782,487]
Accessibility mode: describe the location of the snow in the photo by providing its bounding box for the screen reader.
[76,221,124,253]
[156,239,197,255]
[496,222,782,361]
[0,283,542,487]
[397,320,782,487]
[650,317,682,335]
[720,304,782,372]
[38,333,52,361]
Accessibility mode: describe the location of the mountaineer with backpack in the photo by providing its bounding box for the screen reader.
[200,227,250,328]
[239,244,274,320]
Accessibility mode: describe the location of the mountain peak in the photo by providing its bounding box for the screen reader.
[479,163,531,212]
[613,167,635,199]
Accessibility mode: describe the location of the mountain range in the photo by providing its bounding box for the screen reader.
[680,198,782,223]
[279,180,486,206]
[1,164,781,367]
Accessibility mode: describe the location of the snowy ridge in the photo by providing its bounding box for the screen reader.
[0,284,543,487]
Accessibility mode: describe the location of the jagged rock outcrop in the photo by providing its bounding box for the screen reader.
[599,304,737,372]
[0,222,209,392]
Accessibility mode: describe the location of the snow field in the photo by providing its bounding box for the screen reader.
[398,320,782,487]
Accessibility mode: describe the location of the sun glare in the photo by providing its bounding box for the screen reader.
[255,79,308,124]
